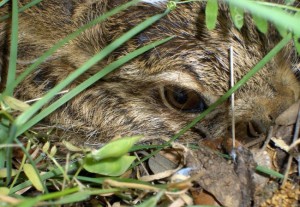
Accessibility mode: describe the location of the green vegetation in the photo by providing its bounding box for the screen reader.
[0,0,299,206]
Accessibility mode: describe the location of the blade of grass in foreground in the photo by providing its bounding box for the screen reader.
[5,0,18,96]
[0,0,9,7]
[227,0,300,35]
[14,8,170,129]
[8,0,141,93]
[17,36,173,135]
[131,33,292,168]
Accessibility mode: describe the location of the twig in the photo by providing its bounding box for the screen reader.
[260,126,273,151]
[282,102,300,186]
[230,46,236,160]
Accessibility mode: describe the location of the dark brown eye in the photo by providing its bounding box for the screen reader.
[162,86,208,112]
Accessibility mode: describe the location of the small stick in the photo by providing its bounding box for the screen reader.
[25,90,69,103]
[260,126,273,151]
[282,102,300,186]
[230,46,236,160]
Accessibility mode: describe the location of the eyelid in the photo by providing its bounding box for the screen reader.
[159,85,208,113]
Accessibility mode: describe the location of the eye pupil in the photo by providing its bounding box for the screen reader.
[174,89,188,105]
[163,86,208,113]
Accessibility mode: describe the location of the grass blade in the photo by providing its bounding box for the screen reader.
[205,0,218,30]
[5,0,18,96]
[0,0,9,7]
[294,12,300,55]
[252,14,268,34]
[229,2,244,29]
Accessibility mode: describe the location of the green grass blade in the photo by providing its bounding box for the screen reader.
[294,12,300,55]
[10,0,141,92]
[227,0,300,35]
[14,9,170,129]
[252,14,268,34]
[0,0,9,7]
[256,165,284,179]
[17,36,173,135]
[205,0,218,30]
[5,0,18,96]
[229,2,244,29]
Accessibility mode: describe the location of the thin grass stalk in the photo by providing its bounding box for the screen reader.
[10,0,141,91]
[17,36,174,135]
[5,0,18,96]
[5,124,16,185]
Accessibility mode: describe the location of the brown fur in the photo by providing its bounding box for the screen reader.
[0,0,299,145]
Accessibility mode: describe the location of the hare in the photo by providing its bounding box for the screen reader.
[0,0,299,146]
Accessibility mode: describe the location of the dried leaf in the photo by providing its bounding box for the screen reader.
[271,137,289,152]
[3,96,30,111]
[149,150,179,174]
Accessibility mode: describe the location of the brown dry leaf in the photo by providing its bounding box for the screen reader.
[140,165,182,182]
[271,137,289,153]
[2,96,30,111]
[275,100,299,126]
[148,149,181,174]
[191,188,220,206]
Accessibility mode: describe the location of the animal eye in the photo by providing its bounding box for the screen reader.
[162,86,208,112]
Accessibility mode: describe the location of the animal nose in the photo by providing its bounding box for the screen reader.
[231,118,272,143]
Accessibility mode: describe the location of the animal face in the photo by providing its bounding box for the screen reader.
[1,0,299,145]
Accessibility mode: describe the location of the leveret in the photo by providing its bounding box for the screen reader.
[0,0,299,145]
